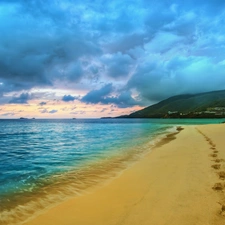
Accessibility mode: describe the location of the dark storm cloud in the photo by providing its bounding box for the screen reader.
[82,84,113,104]
[62,95,76,102]
[9,93,31,104]
[128,56,225,102]
[0,0,101,95]
[103,91,140,108]
[103,33,147,54]
[2,0,225,107]
[0,0,146,97]
[82,84,141,108]
[39,102,47,106]
[101,53,134,78]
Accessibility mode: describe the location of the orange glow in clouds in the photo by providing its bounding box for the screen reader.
[0,100,143,119]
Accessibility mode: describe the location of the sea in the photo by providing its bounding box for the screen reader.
[0,118,223,225]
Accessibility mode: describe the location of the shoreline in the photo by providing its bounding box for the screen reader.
[1,125,178,225]
[22,124,225,225]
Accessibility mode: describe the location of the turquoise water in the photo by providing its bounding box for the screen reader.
[0,118,223,224]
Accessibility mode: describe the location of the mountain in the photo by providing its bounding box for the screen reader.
[119,90,225,118]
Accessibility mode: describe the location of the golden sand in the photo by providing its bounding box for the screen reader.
[23,124,225,225]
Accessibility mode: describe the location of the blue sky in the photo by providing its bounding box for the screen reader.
[0,0,225,118]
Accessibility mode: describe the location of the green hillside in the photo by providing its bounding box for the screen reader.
[122,90,225,118]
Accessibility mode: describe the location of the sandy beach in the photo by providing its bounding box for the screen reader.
[22,124,225,225]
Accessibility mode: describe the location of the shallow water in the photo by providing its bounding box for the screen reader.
[0,118,223,224]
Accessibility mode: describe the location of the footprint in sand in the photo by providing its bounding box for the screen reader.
[210,147,216,150]
[212,164,221,170]
[220,204,225,216]
[200,132,216,147]
[213,150,219,154]
[210,154,218,158]
[208,140,216,146]
[218,171,225,180]
[213,159,224,163]
[212,183,224,191]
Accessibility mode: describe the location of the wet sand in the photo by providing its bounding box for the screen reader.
[23,124,225,225]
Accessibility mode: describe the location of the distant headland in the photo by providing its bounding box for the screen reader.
[118,90,225,119]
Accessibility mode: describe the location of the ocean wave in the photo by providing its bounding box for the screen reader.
[0,132,38,137]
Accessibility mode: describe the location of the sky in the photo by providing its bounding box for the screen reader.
[1,0,225,118]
